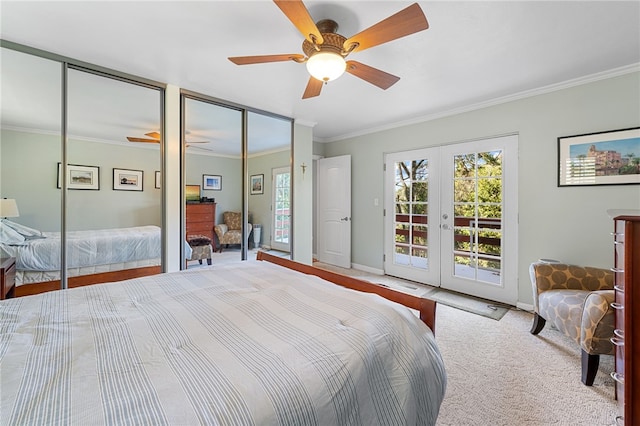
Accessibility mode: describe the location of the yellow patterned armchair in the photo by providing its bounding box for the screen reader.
[214,211,252,253]
[529,261,615,385]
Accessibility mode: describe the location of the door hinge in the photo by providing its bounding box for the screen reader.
[383,163,386,172]
[383,209,386,216]
[383,254,386,262]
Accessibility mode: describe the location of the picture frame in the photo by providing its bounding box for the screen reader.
[113,168,143,191]
[57,163,100,190]
[250,174,264,195]
[558,127,640,187]
[155,171,161,189]
[203,174,222,191]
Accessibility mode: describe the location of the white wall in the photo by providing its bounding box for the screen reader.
[322,72,640,305]
[293,122,314,264]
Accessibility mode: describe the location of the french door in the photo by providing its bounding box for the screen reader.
[271,166,291,252]
[384,135,518,304]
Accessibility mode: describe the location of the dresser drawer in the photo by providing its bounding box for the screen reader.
[187,212,214,223]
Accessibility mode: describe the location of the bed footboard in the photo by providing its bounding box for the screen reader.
[256,251,437,334]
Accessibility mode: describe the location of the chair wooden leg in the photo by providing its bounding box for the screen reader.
[530,312,546,335]
[581,350,599,386]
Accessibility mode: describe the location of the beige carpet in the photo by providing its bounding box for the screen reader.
[435,304,617,425]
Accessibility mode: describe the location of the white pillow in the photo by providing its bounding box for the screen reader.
[0,221,26,245]
[2,220,45,238]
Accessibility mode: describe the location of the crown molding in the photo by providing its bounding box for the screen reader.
[315,63,640,143]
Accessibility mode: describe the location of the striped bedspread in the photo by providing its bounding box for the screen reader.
[0,225,160,273]
[0,261,447,425]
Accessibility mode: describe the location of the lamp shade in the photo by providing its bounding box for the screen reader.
[306,51,346,82]
[0,199,19,218]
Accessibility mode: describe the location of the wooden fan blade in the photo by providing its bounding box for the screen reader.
[345,61,400,90]
[273,0,323,45]
[127,137,159,143]
[343,3,428,53]
[145,131,161,139]
[302,77,323,99]
[229,54,305,65]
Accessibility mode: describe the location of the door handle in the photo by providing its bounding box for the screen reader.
[442,224,451,230]
[340,217,350,221]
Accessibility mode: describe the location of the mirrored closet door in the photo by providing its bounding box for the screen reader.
[66,67,163,284]
[0,44,165,295]
[247,111,292,256]
[0,47,62,292]
[183,96,242,267]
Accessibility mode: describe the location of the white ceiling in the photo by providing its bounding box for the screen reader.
[1,0,639,145]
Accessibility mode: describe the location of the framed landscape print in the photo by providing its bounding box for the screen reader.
[203,174,222,190]
[250,174,264,195]
[113,168,143,191]
[558,127,640,187]
[57,163,100,190]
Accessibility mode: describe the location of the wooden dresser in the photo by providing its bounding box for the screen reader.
[611,213,640,425]
[186,203,216,242]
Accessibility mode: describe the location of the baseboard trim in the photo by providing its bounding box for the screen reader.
[351,263,384,275]
[516,302,534,312]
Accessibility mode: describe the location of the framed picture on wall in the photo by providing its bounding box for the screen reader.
[250,174,264,195]
[203,174,222,190]
[558,127,640,187]
[57,163,100,190]
[113,168,143,191]
[155,171,161,189]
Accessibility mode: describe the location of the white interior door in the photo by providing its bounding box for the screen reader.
[384,148,440,283]
[384,135,518,305]
[271,166,291,252]
[317,155,351,268]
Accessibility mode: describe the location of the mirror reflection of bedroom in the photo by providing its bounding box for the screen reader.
[0,46,163,295]
[182,96,292,268]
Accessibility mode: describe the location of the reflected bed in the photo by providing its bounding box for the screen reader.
[0,251,446,425]
[0,222,161,296]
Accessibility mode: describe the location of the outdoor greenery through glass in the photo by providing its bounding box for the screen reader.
[274,171,290,244]
[394,159,429,269]
[452,151,503,284]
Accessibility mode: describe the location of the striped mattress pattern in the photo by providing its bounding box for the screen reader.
[0,261,446,425]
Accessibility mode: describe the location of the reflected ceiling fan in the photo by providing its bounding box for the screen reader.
[228,0,429,99]
[126,131,212,149]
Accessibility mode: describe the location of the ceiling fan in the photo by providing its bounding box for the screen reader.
[126,131,211,148]
[228,1,429,99]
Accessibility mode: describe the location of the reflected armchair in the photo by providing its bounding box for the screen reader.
[529,261,615,385]
[214,211,252,253]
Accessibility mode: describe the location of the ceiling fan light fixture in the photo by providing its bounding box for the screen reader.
[306,51,346,82]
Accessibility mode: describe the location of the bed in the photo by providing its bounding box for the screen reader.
[0,251,447,425]
[0,221,161,296]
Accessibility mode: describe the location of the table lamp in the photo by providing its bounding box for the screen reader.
[0,198,19,219]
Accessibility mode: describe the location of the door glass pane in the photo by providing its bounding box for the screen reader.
[393,159,429,269]
[452,150,503,285]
